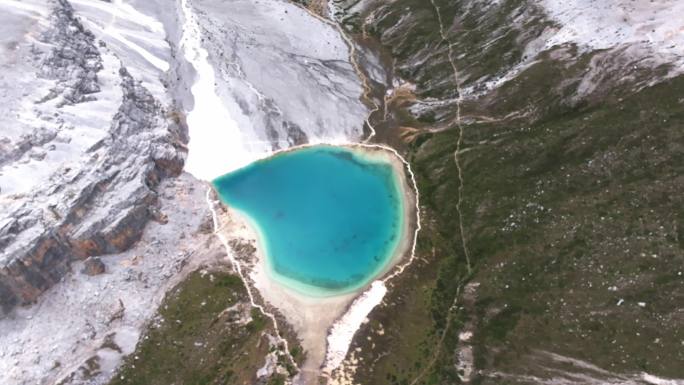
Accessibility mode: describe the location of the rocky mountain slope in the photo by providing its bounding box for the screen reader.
[0,0,368,318]
[1,0,683,384]
[0,0,367,384]
[0,0,186,317]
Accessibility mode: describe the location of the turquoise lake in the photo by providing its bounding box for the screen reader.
[212,146,405,296]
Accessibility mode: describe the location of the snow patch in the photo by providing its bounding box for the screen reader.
[538,0,684,70]
[179,0,266,180]
[324,280,387,372]
[642,373,684,385]
[70,0,171,95]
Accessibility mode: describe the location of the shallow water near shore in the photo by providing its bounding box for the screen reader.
[212,145,405,296]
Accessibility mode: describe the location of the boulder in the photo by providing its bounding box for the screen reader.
[82,257,105,276]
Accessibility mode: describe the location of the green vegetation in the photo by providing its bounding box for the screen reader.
[109,269,288,385]
[336,0,684,383]
[106,2,684,384]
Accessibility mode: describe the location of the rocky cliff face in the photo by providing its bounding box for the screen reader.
[0,0,186,317]
[0,0,372,383]
[0,0,374,318]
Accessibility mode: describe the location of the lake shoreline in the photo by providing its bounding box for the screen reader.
[216,144,410,297]
[211,143,418,381]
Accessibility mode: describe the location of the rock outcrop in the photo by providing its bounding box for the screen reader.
[0,0,186,317]
[38,0,103,106]
[81,256,106,276]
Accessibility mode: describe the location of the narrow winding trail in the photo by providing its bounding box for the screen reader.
[408,2,474,383]
[194,2,425,383]
[205,189,299,373]
[324,142,422,375]
[205,140,422,383]
[430,0,472,274]
[181,0,299,377]
[294,2,380,142]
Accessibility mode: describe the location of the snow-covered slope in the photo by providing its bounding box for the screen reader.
[0,0,368,384]
[183,0,368,179]
[0,0,368,318]
[539,0,684,70]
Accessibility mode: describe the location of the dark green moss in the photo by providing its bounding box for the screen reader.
[335,0,684,382]
[109,269,283,385]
